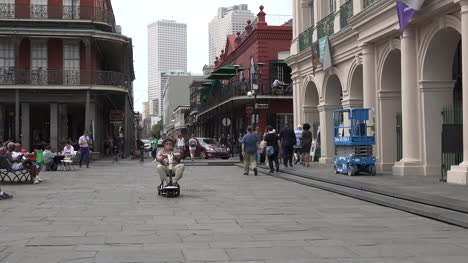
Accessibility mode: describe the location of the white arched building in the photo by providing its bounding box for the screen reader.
[287,0,468,184]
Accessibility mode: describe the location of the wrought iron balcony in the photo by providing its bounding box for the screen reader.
[0,4,116,29]
[317,12,335,40]
[0,68,130,88]
[0,3,15,18]
[340,0,353,29]
[298,25,314,52]
[197,80,293,114]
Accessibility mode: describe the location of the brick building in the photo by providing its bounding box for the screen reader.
[0,0,135,155]
[191,6,293,140]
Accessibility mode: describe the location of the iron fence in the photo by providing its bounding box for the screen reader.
[0,68,130,87]
[441,105,463,181]
[0,4,115,28]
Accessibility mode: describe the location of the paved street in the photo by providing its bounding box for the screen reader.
[0,161,467,263]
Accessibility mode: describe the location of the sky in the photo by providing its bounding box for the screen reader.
[111,0,292,112]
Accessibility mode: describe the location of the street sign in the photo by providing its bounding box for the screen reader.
[245,106,254,115]
[222,117,231,127]
[255,103,269,109]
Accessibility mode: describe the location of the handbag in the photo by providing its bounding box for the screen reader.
[266,146,275,157]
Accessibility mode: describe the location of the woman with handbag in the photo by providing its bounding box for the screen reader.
[263,126,280,173]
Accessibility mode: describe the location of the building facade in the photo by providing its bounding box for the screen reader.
[208,4,255,66]
[163,75,204,134]
[147,20,187,117]
[288,0,468,184]
[0,0,135,155]
[193,6,293,140]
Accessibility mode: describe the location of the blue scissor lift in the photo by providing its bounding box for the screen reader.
[333,108,376,176]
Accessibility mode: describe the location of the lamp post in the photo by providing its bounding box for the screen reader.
[248,62,264,130]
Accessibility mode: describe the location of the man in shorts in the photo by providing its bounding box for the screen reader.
[294,125,303,164]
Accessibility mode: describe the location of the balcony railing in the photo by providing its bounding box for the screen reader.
[197,80,293,114]
[340,0,353,29]
[299,25,314,52]
[317,12,335,39]
[0,68,130,88]
[0,4,115,29]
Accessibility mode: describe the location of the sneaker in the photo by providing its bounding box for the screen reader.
[243,172,249,176]
[0,192,13,200]
[254,168,258,176]
[289,162,293,167]
[269,169,274,174]
[36,176,43,182]
[34,178,40,184]
[276,168,280,173]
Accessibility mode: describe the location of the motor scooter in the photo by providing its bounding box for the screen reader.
[158,153,180,197]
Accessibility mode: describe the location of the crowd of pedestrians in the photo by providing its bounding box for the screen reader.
[240,123,316,175]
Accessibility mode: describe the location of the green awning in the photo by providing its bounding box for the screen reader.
[213,65,248,74]
[207,73,237,80]
[201,81,214,87]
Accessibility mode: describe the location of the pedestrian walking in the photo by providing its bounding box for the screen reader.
[188,135,198,161]
[301,123,313,167]
[255,127,264,164]
[279,125,296,167]
[238,132,244,162]
[241,126,259,176]
[176,134,185,151]
[264,126,280,173]
[294,125,303,164]
[79,131,91,168]
[150,135,158,159]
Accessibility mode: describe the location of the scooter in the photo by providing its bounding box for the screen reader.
[158,153,180,197]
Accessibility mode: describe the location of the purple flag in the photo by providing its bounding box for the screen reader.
[397,1,416,36]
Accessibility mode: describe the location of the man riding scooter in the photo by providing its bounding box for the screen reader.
[155,138,184,187]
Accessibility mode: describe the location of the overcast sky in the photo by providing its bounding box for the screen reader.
[111,0,292,111]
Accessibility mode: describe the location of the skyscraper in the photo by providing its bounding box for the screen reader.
[148,20,187,117]
[208,4,255,65]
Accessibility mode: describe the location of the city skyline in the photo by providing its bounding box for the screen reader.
[110,0,292,111]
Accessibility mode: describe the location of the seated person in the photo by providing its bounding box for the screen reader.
[6,143,41,184]
[44,145,65,171]
[63,143,75,155]
[155,138,184,186]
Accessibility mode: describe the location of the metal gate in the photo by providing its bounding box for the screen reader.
[441,106,463,181]
[396,112,402,162]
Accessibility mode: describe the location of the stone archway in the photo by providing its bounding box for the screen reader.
[345,63,364,108]
[303,80,320,127]
[378,49,402,171]
[319,73,344,164]
[420,26,461,176]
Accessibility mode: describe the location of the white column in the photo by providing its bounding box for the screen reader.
[318,104,341,164]
[362,44,376,110]
[21,103,30,151]
[448,0,468,184]
[393,27,423,176]
[420,81,454,176]
[353,0,363,15]
[293,79,299,127]
[50,103,58,152]
[377,90,401,171]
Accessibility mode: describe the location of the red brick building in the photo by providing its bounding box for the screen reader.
[0,0,135,155]
[190,6,293,140]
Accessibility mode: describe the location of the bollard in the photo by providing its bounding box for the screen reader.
[140,146,144,162]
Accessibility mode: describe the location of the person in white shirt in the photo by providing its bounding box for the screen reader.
[63,143,74,155]
[78,131,91,168]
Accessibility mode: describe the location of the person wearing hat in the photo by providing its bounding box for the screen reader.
[155,138,184,185]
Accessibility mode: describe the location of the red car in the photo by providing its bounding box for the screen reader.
[184,137,230,160]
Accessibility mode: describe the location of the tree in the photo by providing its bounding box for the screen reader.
[151,120,163,138]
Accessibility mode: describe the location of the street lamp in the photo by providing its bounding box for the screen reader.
[247,63,264,130]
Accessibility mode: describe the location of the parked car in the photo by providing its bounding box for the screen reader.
[184,137,230,160]
[142,139,151,152]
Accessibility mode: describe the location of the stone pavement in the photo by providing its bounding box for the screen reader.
[0,160,467,263]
